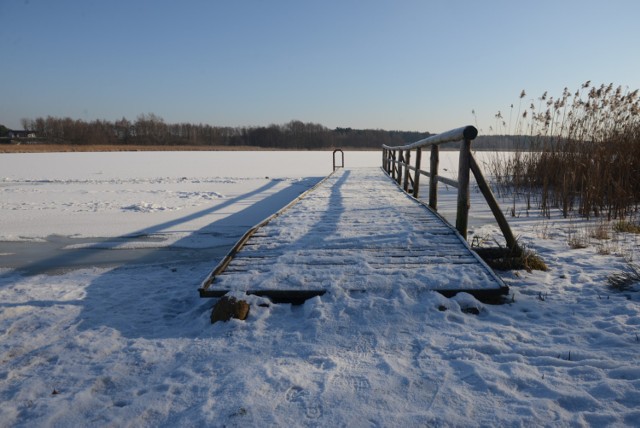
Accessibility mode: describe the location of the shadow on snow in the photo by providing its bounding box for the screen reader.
[0,176,322,339]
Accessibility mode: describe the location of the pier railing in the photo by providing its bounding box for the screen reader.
[382,125,519,251]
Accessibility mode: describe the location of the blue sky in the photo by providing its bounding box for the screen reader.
[2,0,639,133]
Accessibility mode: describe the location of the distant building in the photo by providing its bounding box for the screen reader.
[7,130,37,138]
[0,130,38,144]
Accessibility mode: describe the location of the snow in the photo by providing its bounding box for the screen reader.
[1,150,639,426]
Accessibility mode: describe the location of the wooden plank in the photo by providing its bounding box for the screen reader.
[228,255,480,267]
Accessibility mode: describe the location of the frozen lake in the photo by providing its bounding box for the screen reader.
[0,151,373,272]
[0,150,466,273]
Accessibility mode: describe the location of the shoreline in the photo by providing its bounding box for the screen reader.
[0,144,384,153]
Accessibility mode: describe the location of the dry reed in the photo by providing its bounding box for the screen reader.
[489,82,640,221]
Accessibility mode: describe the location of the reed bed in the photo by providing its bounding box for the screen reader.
[489,82,640,221]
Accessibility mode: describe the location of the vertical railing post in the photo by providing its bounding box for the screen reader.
[403,149,411,192]
[391,150,396,180]
[383,148,388,173]
[456,137,472,239]
[396,151,403,185]
[413,147,422,198]
[385,149,390,174]
[385,148,390,174]
[429,144,439,210]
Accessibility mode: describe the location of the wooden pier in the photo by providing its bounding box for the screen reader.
[199,167,509,304]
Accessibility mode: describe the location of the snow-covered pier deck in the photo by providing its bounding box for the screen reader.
[199,167,508,303]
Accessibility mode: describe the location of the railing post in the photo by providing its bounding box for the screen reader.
[391,150,397,180]
[429,144,439,210]
[382,148,387,173]
[413,147,422,198]
[389,150,393,175]
[386,148,390,174]
[385,149,390,174]
[390,150,393,174]
[456,137,472,239]
[403,149,411,192]
[396,151,403,185]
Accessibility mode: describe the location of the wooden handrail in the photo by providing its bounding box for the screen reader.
[382,125,519,252]
[382,125,478,151]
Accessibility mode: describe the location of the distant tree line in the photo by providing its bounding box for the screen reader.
[13,115,432,149]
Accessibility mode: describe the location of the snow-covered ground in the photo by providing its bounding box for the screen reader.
[1,151,639,426]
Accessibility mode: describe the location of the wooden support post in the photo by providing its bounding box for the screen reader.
[456,138,471,240]
[384,148,387,172]
[403,149,411,192]
[429,144,439,210]
[384,148,389,173]
[385,149,390,174]
[384,150,391,175]
[396,151,403,185]
[391,151,396,180]
[413,147,422,198]
[469,154,520,252]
